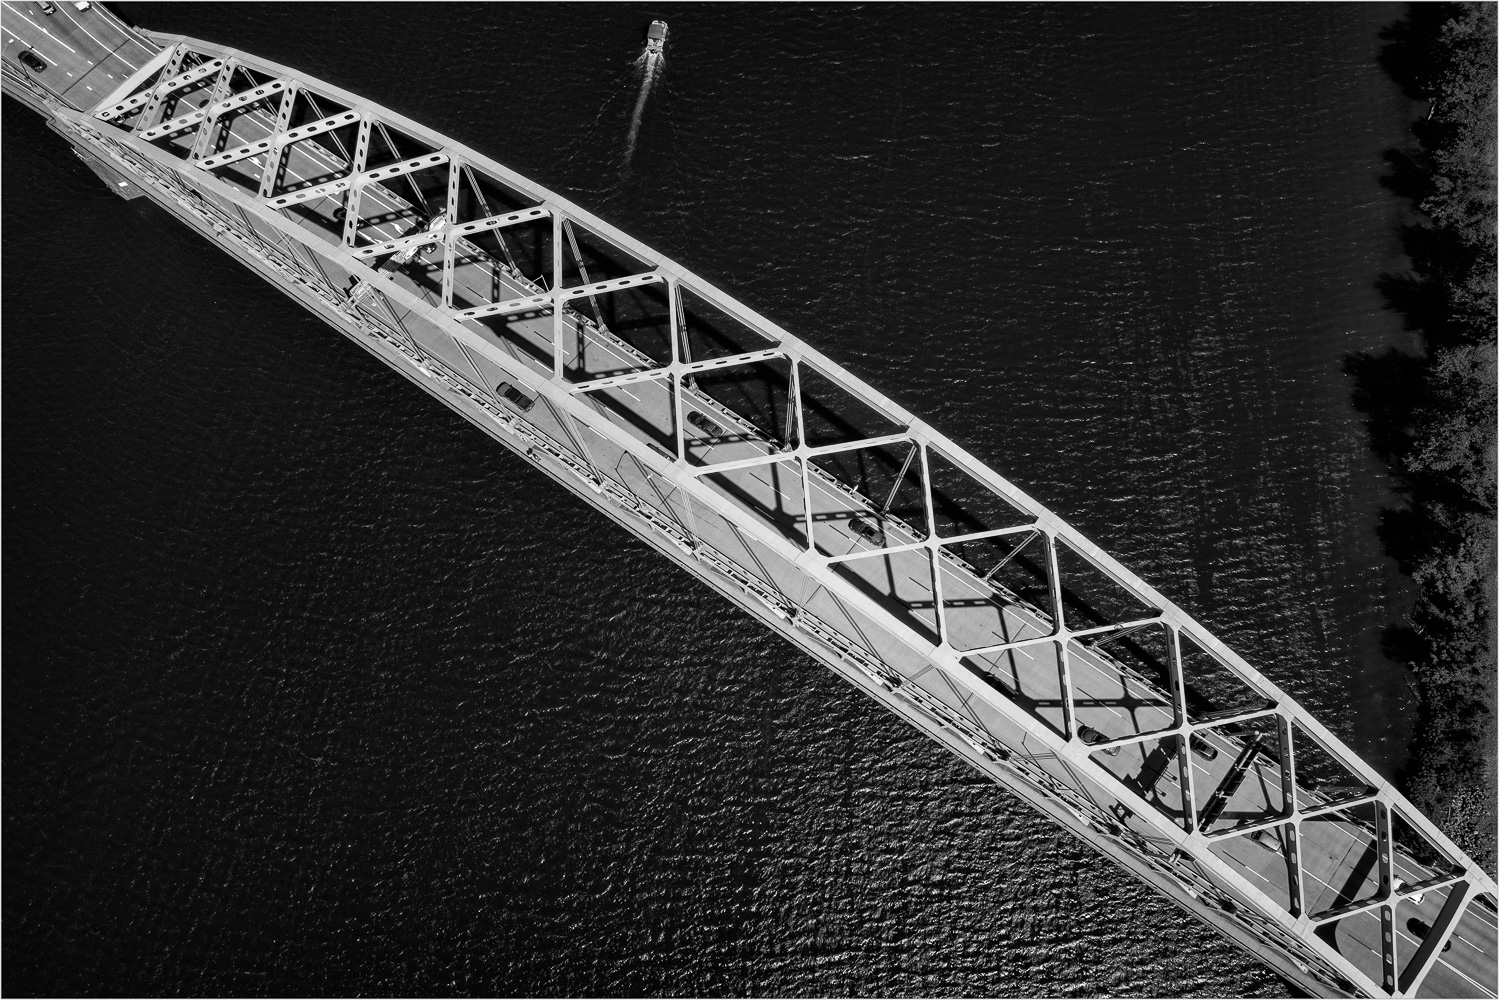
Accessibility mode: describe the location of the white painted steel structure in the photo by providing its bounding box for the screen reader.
[4,18,1495,1000]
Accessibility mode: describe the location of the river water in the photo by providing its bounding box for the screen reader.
[3,3,1420,995]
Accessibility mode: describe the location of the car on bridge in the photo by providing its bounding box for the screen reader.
[848,514,885,545]
[495,381,535,412]
[686,409,724,436]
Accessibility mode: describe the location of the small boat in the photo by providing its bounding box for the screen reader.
[645,20,667,55]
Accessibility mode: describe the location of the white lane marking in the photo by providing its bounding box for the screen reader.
[1228,852,1493,998]
[157,123,1492,981]
[461,222,1499,980]
[1467,906,1499,931]
[1388,923,1493,997]
[1,2,78,53]
[235,120,1499,999]
[619,388,640,401]
[1434,957,1495,997]
[53,3,149,63]
[1240,864,1270,885]
[50,3,113,53]
[1298,866,1488,992]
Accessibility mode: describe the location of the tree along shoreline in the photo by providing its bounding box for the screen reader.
[1352,2,1497,873]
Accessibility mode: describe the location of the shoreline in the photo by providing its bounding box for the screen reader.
[1352,1,1498,872]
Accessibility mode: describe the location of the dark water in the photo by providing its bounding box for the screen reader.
[4,4,1421,995]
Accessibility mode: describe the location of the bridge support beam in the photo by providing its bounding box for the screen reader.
[59,51,1499,997]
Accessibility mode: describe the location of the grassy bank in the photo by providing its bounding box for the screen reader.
[1353,2,1497,872]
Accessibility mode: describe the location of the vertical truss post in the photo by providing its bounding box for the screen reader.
[667,278,681,367]
[1277,714,1305,915]
[1276,712,1298,811]
[272,83,297,132]
[784,361,805,538]
[550,211,564,381]
[1043,533,1077,738]
[929,547,948,645]
[136,44,186,132]
[441,160,460,308]
[1167,627,1199,834]
[1044,530,1064,634]
[258,85,298,198]
[918,444,947,644]
[1374,800,1399,992]
[1057,638,1078,742]
[1380,903,1398,995]
[798,457,815,554]
[786,356,803,452]
[656,284,699,554]
[780,390,797,451]
[790,361,813,551]
[676,284,697,390]
[1282,823,1304,918]
[341,117,371,247]
[911,446,935,551]
[187,60,237,160]
[670,282,688,464]
[1376,801,1395,899]
[1165,622,1188,726]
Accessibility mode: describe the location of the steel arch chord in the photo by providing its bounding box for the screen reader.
[27,32,1492,1000]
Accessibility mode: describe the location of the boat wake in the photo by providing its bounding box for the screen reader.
[623,47,663,171]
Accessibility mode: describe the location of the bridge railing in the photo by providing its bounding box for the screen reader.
[56,35,1498,999]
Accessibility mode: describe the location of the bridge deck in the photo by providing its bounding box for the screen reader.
[3,13,1495,998]
[0,0,153,107]
[251,142,1499,998]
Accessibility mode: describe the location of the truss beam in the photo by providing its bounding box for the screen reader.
[568,348,786,395]
[263,150,449,209]
[69,44,1498,998]
[93,55,225,122]
[451,206,549,239]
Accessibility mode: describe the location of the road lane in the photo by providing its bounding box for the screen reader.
[1,0,151,104]
[60,52,1495,997]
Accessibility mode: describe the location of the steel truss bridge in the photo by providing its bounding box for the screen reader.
[3,7,1495,997]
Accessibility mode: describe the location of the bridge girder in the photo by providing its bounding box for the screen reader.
[68,36,1498,1000]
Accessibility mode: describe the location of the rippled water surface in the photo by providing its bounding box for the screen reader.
[4,3,1419,995]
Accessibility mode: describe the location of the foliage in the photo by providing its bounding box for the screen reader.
[1362,2,1497,870]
